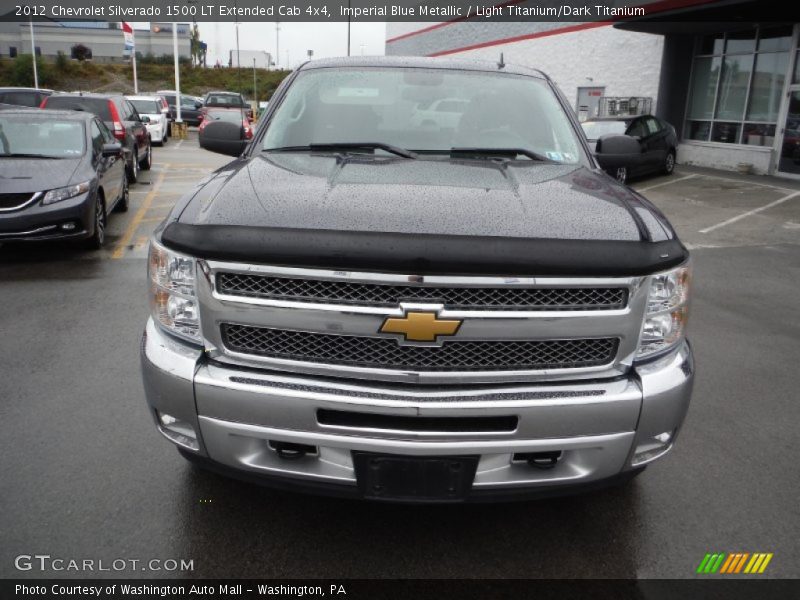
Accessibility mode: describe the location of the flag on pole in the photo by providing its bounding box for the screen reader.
[122,22,135,56]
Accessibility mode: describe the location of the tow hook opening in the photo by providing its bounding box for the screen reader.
[513,451,563,469]
[268,440,318,460]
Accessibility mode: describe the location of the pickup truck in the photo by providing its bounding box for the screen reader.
[141,57,694,503]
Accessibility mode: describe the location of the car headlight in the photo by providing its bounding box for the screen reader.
[148,237,201,343]
[637,262,691,359]
[41,181,91,206]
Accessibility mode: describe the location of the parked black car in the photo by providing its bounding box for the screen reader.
[156,90,204,126]
[41,93,152,183]
[0,87,53,108]
[0,108,128,249]
[582,115,677,183]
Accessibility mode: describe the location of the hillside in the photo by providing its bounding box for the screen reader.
[0,56,290,101]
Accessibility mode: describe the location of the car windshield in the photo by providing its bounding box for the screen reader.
[0,115,85,158]
[44,96,111,121]
[0,91,41,107]
[130,99,160,114]
[205,110,244,123]
[207,94,243,106]
[581,120,627,139]
[262,67,583,163]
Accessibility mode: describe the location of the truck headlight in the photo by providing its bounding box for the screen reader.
[637,262,691,359]
[148,237,201,343]
[41,181,91,205]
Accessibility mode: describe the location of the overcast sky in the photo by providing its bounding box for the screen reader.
[164,22,387,68]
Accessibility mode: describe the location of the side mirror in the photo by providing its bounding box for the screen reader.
[198,120,248,157]
[101,142,123,157]
[594,134,643,170]
[140,115,151,123]
[195,101,203,109]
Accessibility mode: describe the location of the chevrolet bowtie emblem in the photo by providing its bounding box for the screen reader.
[379,311,462,342]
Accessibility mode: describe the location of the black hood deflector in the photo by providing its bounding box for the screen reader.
[161,223,688,276]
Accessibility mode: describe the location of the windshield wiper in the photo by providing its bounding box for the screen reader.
[265,142,417,159]
[0,153,67,159]
[448,147,552,162]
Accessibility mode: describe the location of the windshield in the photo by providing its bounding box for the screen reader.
[262,67,582,163]
[44,96,111,121]
[205,109,244,123]
[0,115,85,158]
[130,99,160,114]
[581,120,627,139]
[206,94,244,106]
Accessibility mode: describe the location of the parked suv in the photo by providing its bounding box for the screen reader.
[42,93,152,183]
[141,57,694,503]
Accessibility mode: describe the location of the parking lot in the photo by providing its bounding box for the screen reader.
[1,133,798,579]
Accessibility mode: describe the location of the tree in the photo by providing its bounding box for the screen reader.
[190,23,202,67]
[71,44,92,61]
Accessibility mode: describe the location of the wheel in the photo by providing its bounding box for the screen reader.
[140,139,152,171]
[663,150,676,175]
[615,166,627,184]
[113,177,129,213]
[126,149,139,184]
[84,196,106,250]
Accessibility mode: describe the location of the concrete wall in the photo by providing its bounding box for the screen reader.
[386,22,664,115]
[677,143,773,175]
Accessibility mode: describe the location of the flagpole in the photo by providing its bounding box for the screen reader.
[131,43,138,94]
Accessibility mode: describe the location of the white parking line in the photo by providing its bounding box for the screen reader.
[636,174,696,193]
[690,172,797,193]
[699,190,800,234]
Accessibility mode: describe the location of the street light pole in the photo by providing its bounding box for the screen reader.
[29,18,38,89]
[173,22,182,125]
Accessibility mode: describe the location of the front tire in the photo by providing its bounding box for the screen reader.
[113,177,129,213]
[140,139,152,171]
[663,150,676,175]
[126,149,139,184]
[84,196,106,250]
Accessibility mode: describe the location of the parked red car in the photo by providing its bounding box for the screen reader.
[42,93,152,183]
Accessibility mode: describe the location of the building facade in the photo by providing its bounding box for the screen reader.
[0,21,191,64]
[386,5,800,178]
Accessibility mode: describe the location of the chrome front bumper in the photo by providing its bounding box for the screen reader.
[141,318,694,500]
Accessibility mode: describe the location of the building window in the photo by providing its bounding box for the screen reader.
[9,46,17,58]
[684,25,793,147]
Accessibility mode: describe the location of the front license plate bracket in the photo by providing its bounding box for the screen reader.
[352,452,479,502]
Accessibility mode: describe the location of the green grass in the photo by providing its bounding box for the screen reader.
[0,57,289,101]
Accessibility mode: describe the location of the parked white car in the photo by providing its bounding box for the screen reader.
[127,95,169,145]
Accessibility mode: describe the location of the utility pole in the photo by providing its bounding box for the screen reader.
[275,22,280,69]
[29,18,38,89]
[253,57,257,104]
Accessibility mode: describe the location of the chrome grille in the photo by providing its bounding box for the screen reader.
[0,193,37,211]
[216,273,628,311]
[222,324,619,372]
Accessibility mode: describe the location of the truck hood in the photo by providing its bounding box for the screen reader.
[178,153,655,241]
[165,153,686,276]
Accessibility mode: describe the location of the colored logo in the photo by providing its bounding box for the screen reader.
[696,552,773,574]
[380,311,462,343]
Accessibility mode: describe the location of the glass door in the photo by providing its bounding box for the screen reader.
[777,88,800,176]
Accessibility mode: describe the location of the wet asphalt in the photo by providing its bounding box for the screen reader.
[1,135,798,579]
